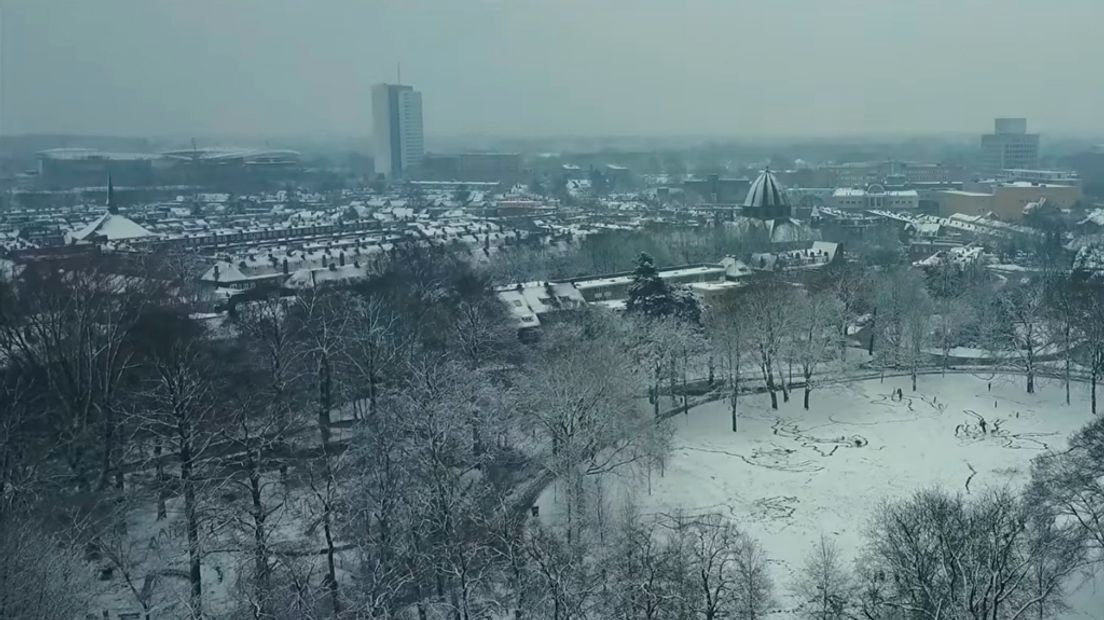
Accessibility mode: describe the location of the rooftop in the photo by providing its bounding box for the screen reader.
[38,148,158,161]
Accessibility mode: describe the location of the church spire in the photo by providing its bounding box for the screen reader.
[106,174,117,214]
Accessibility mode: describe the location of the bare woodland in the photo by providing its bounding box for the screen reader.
[1,238,1103,619]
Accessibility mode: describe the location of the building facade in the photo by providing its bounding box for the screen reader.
[372,83,425,179]
[831,185,919,210]
[981,118,1039,172]
[938,182,1080,221]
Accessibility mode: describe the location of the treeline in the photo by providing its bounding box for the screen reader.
[2,241,1103,619]
[484,225,776,286]
[0,246,673,619]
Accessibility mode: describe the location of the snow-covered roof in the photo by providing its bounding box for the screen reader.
[1077,209,1104,228]
[1074,245,1104,275]
[70,213,156,242]
[496,281,586,328]
[37,148,157,161]
[768,218,819,243]
[284,264,372,289]
[832,188,919,198]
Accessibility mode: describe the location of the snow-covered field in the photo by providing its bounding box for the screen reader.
[537,373,1104,618]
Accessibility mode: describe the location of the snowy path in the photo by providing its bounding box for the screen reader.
[536,373,1103,618]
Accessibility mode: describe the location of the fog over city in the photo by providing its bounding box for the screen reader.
[4,0,1104,139]
[6,3,1104,620]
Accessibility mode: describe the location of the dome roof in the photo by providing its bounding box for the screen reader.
[744,169,790,208]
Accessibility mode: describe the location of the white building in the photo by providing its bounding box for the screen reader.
[981,117,1039,172]
[831,185,919,210]
[372,83,425,179]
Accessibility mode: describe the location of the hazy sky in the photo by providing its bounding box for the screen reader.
[2,0,1102,140]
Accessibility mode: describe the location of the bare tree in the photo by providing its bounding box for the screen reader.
[135,324,221,619]
[293,290,354,615]
[635,316,691,419]
[521,525,597,620]
[0,518,97,620]
[792,291,843,409]
[1030,414,1104,555]
[603,509,683,620]
[520,323,667,543]
[794,535,853,620]
[95,501,165,620]
[1044,272,1078,405]
[234,293,308,481]
[345,403,417,619]
[991,277,1052,394]
[744,279,797,409]
[860,488,1083,620]
[399,358,505,620]
[344,293,405,421]
[732,532,773,619]
[675,513,750,620]
[1072,284,1104,414]
[707,298,750,431]
[873,268,932,391]
[825,263,868,361]
[0,265,150,490]
[932,296,975,375]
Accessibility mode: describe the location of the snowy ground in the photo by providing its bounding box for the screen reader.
[536,372,1104,618]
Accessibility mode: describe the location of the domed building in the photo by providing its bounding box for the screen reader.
[743,168,792,221]
[742,169,817,244]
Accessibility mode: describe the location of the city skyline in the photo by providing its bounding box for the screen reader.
[3,0,1104,140]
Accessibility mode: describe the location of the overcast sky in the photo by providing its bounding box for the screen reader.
[2,0,1102,140]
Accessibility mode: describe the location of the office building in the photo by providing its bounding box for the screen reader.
[981,118,1039,172]
[372,83,425,179]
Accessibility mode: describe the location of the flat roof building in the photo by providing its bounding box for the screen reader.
[981,118,1039,172]
[36,148,156,189]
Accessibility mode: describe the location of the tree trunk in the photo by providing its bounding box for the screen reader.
[1065,326,1071,405]
[99,405,116,491]
[1092,366,1098,415]
[149,440,166,520]
[731,375,739,432]
[323,498,341,617]
[803,386,811,410]
[249,449,270,619]
[318,354,333,447]
[868,309,877,356]
[180,436,203,620]
[760,361,778,410]
[682,355,690,416]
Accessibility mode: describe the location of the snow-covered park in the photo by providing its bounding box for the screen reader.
[537,372,1104,617]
